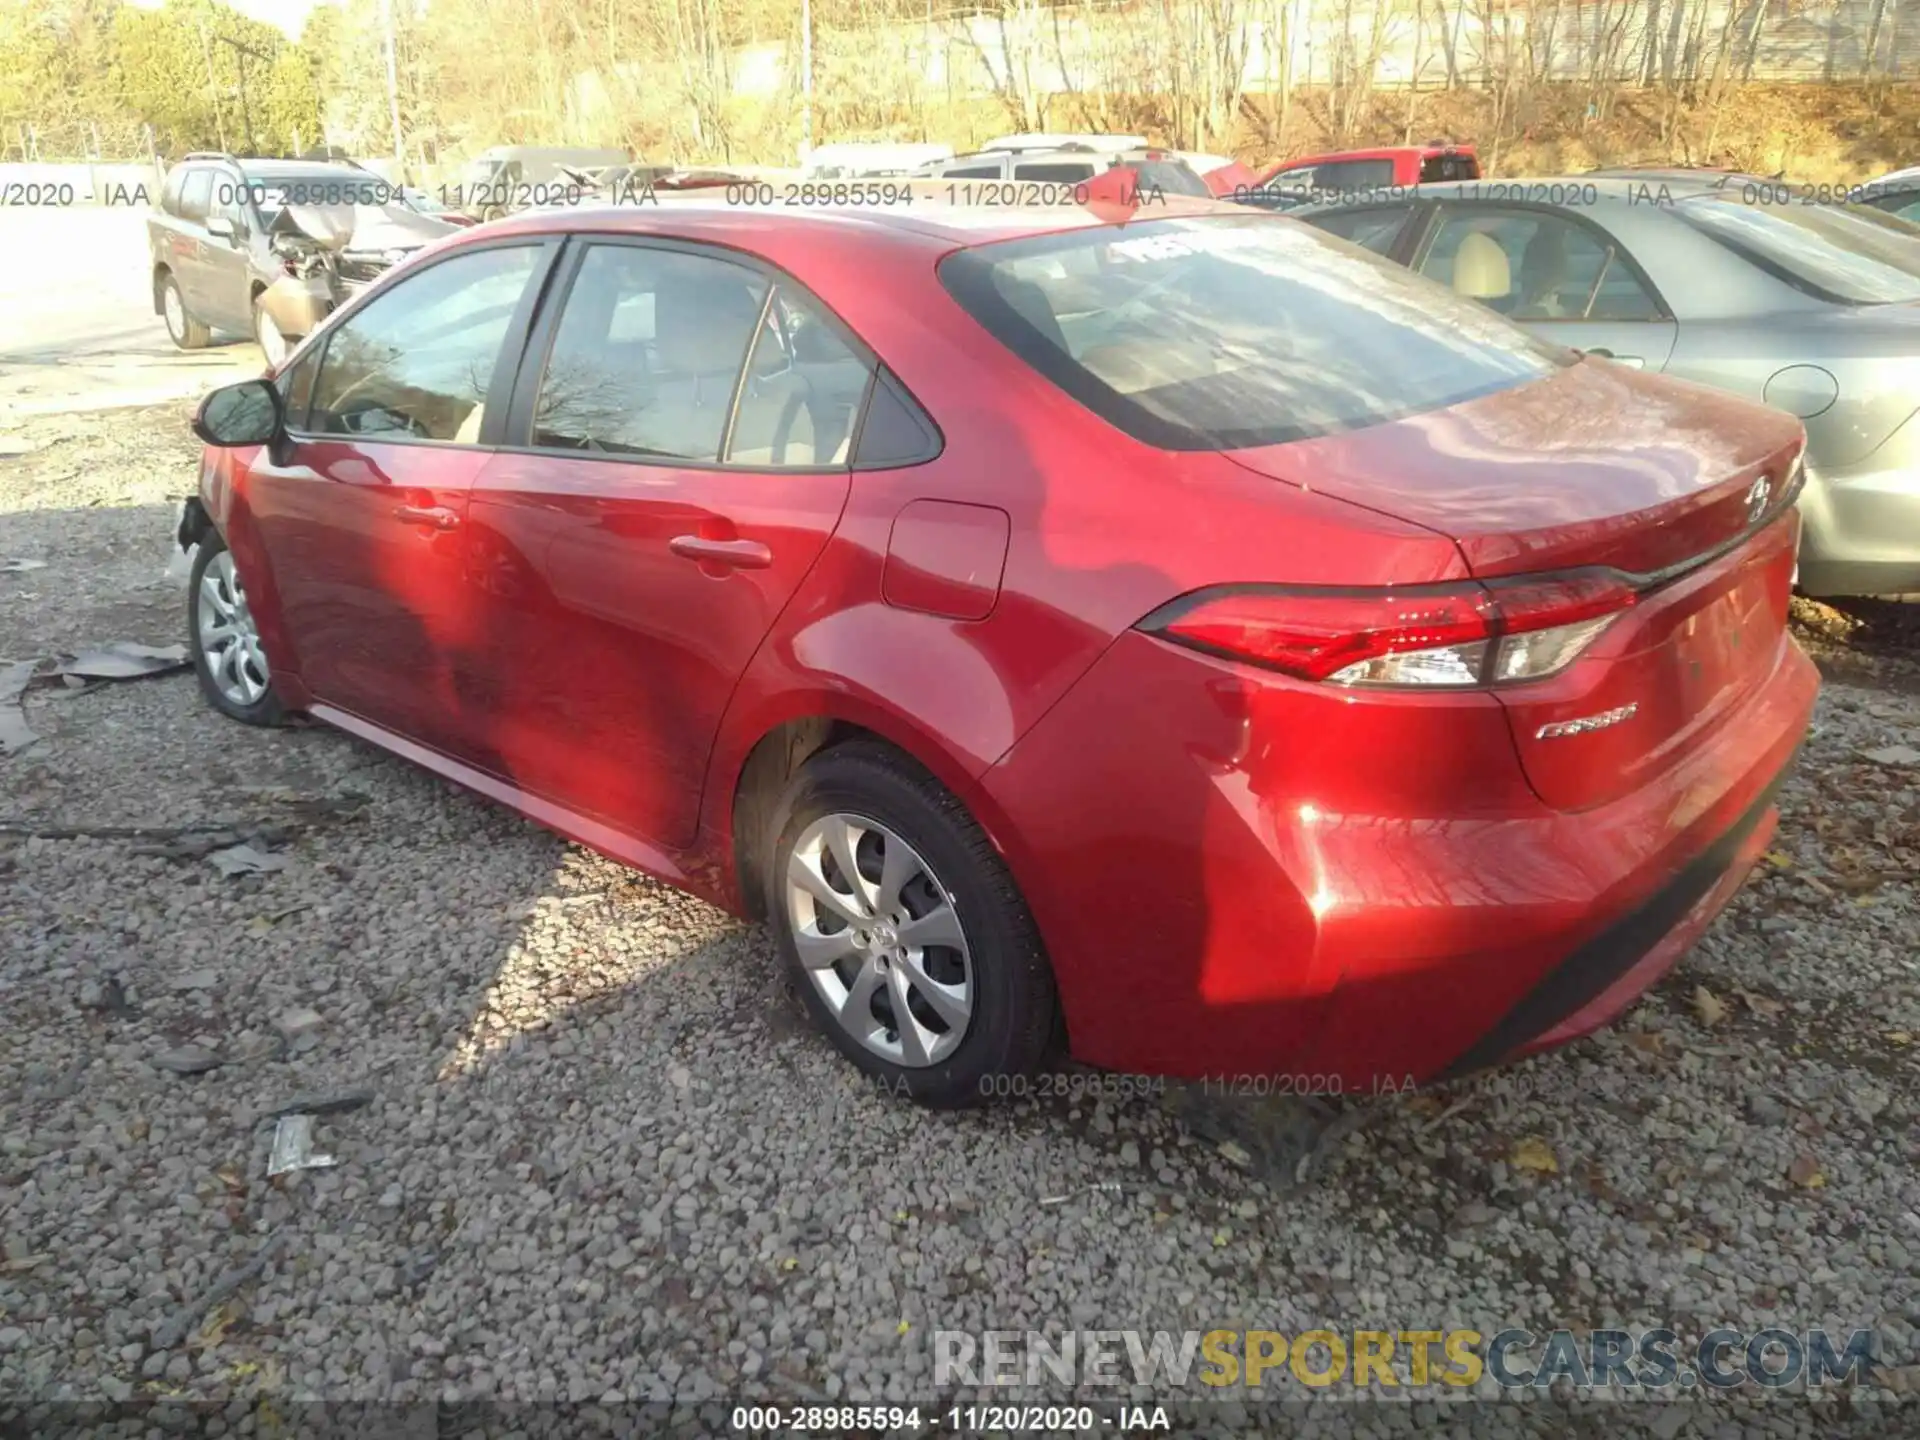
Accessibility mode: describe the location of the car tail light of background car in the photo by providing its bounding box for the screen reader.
[1139,570,1640,688]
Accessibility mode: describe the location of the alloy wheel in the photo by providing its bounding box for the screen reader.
[785,813,974,1067]
[197,549,270,707]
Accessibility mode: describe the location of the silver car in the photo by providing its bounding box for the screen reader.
[1294,177,1920,596]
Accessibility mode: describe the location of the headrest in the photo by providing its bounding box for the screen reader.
[655,274,766,374]
[1452,231,1511,299]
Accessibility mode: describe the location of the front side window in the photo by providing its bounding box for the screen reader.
[533,244,768,461]
[940,215,1567,451]
[1418,209,1662,321]
[1678,195,1920,304]
[178,168,213,223]
[307,244,540,441]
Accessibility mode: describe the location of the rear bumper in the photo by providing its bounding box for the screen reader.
[979,627,1818,1085]
[1795,458,1920,597]
[1435,768,1782,1079]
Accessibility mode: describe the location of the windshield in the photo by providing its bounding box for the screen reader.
[241,170,392,225]
[939,214,1569,451]
[1677,196,1920,304]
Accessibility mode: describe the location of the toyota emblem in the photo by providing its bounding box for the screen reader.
[1745,475,1772,524]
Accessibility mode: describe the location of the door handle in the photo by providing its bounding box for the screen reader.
[393,503,460,531]
[669,535,772,569]
[1581,348,1646,369]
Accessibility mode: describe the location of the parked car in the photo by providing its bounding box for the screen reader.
[1295,176,1920,596]
[802,142,954,178]
[451,146,630,218]
[178,201,1815,1104]
[979,132,1147,154]
[1243,143,1480,208]
[1859,165,1920,223]
[916,146,1211,197]
[149,153,459,367]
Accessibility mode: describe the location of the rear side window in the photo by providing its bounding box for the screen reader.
[944,163,1003,179]
[940,215,1566,451]
[1419,209,1663,321]
[1304,206,1408,256]
[307,245,540,441]
[533,244,768,460]
[729,286,874,467]
[1014,161,1096,183]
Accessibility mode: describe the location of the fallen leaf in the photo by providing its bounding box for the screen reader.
[1511,1137,1559,1175]
[1692,987,1728,1027]
[1626,1032,1666,1054]
[1737,989,1784,1019]
[896,1319,911,1336]
[190,1298,243,1350]
[1886,1031,1912,1046]
[780,1257,798,1272]
[1763,851,1794,869]
[892,1209,908,1222]
[1786,1154,1826,1189]
[1212,1229,1231,1247]
[214,1163,246,1196]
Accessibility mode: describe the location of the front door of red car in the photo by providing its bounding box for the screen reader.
[241,240,557,756]
[459,239,872,851]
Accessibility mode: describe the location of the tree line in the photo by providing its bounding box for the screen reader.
[1,0,1910,170]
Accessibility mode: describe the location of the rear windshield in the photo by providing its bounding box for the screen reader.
[1677,195,1920,304]
[938,215,1568,451]
[1133,160,1213,197]
[1420,153,1479,182]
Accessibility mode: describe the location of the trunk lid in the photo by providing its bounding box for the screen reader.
[1227,358,1807,809]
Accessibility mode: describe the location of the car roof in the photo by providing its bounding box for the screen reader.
[476,193,1232,252]
[1868,164,1920,187]
[1273,144,1474,166]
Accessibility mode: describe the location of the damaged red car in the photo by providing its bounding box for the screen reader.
[178,201,1816,1106]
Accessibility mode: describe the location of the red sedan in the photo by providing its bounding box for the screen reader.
[179,198,1817,1106]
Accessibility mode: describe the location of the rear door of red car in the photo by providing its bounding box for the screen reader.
[242,238,559,756]
[459,236,870,850]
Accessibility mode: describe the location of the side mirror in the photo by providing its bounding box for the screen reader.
[206,215,236,241]
[193,379,282,447]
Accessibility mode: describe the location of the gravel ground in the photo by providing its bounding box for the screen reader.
[1,398,1916,1438]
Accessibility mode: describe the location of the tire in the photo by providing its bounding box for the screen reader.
[187,532,286,726]
[765,741,1057,1108]
[252,298,290,369]
[159,272,212,350]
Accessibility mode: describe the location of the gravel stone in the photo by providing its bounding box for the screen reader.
[1,386,1916,1433]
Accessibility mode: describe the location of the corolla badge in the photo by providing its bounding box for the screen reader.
[1537,703,1638,740]
[1745,475,1772,524]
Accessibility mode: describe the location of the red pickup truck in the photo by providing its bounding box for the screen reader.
[1247,143,1479,205]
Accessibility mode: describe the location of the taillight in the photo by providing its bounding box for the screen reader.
[1140,571,1637,689]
